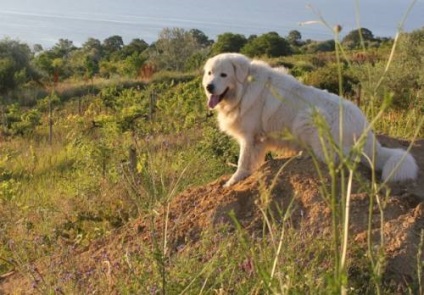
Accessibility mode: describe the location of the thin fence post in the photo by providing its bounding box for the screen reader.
[1,104,7,136]
[129,145,137,176]
[49,72,59,146]
[78,97,82,115]
[49,94,53,146]
[149,90,156,121]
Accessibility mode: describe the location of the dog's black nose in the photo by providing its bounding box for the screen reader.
[206,84,214,94]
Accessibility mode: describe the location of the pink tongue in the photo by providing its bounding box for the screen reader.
[208,95,220,109]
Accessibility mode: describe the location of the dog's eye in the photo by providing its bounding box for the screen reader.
[208,71,212,75]
[220,73,227,78]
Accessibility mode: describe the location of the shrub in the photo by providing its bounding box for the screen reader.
[351,28,424,109]
[385,28,424,108]
[198,124,238,164]
[10,109,41,136]
[211,33,247,55]
[342,28,375,49]
[290,61,315,77]
[241,32,291,58]
[303,63,358,95]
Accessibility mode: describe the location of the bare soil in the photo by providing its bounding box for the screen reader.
[1,136,423,294]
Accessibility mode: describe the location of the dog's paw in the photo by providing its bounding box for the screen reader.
[223,171,250,187]
[223,179,235,188]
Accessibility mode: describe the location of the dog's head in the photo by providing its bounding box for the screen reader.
[202,53,250,110]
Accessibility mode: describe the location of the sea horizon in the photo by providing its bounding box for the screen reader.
[0,0,423,49]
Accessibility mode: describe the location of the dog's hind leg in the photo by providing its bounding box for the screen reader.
[292,109,336,163]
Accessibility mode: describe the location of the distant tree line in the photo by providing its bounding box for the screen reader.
[0,26,411,96]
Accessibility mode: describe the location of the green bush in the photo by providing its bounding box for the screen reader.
[2,104,42,136]
[384,28,424,108]
[211,33,247,55]
[241,32,292,57]
[304,63,358,95]
[10,109,41,135]
[290,61,315,77]
[199,124,238,164]
[349,28,424,109]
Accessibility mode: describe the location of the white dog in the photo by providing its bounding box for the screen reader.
[202,53,418,187]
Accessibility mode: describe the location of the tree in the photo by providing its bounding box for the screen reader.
[0,57,17,95]
[151,27,202,71]
[34,50,72,80]
[0,38,38,134]
[287,30,302,46]
[33,39,76,80]
[118,39,149,77]
[342,28,374,49]
[80,38,103,74]
[121,52,148,77]
[189,29,213,47]
[84,55,100,80]
[83,38,102,49]
[82,38,103,56]
[51,39,76,58]
[33,51,55,78]
[103,35,124,57]
[211,33,247,55]
[121,38,149,58]
[33,44,44,54]
[0,38,36,94]
[241,32,291,57]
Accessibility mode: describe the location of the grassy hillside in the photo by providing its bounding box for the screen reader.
[1,34,424,294]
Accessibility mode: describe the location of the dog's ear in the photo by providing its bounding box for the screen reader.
[231,55,249,83]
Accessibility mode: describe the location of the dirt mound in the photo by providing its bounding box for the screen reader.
[1,136,424,293]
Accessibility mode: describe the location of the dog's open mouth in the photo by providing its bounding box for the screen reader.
[208,87,229,109]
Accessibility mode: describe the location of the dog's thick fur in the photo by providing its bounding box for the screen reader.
[202,53,418,187]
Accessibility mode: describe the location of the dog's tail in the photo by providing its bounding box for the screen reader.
[373,143,418,182]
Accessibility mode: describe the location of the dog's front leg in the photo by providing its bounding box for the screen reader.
[224,138,266,187]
